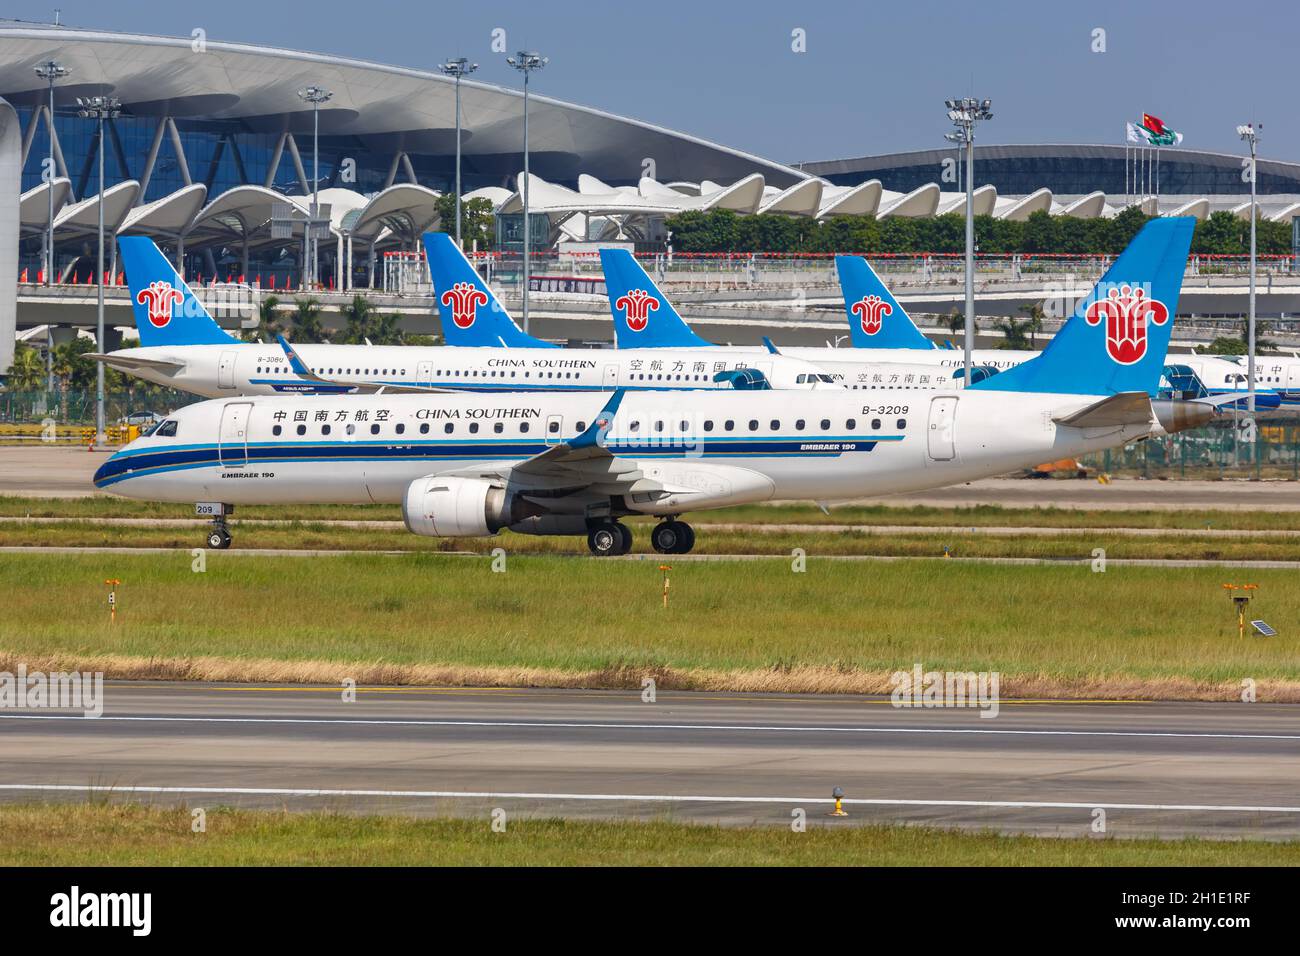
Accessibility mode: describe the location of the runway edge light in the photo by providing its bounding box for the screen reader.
[829,786,848,817]
[105,578,121,624]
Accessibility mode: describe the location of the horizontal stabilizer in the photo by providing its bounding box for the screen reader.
[1053,391,1152,428]
[86,352,184,375]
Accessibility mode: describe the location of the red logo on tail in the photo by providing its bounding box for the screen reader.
[136,281,184,329]
[1083,285,1169,365]
[440,281,490,329]
[850,294,892,336]
[615,289,659,332]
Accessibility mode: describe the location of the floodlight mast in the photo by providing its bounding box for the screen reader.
[1238,122,1262,416]
[944,97,992,386]
[507,51,547,334]
[76,94,122,447]
[297,86,333,289]
[439,58,479,248]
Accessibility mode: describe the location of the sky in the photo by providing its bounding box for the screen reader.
[11,0,1297,163]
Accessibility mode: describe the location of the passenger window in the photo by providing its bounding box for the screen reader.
[346,424,356,436]
[444,423,454,434]
[748,420,758,431]
[770,419,780,431]
[795,419,805,430]
[548,420,559,434]
[897,418,907,429]
[703,420,714,432]
[655,421,665,432]
[468,422,479,434]
[680,420,689,432]
[321,425,331,436]
[520,422,530,433]
[820,419,831,430]
[629,421,641,433]
[296,424,306,436]
[576,421,587,432]
[872,419,881,430]
[725,420,735,432]
[846,418,857,430]
[272,424,282,436]
[494,422,504,433]
[395,423,405,435]
[419,423,429,434]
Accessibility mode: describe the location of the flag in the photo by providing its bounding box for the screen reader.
[1130,119,1183,147]
[1142,113,1168,137]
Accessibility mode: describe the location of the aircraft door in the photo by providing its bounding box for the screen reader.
[545,414,564,445]
[218,402,252,467]
[604,364,620,388]
[417,361,434,386]
[927,396,958,461]
[218,350,237,389]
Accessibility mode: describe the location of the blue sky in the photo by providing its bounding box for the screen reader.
[15,0,1296,162]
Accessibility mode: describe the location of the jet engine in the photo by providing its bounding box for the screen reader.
[402,476,523,537]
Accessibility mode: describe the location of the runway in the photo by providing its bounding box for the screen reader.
[2,682,1297,838]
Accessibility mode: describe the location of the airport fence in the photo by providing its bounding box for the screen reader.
[1081,415,1300,480]
[0,390,202,431]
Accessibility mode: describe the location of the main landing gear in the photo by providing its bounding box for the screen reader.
[651,519,695,555]
[587,520,633,557]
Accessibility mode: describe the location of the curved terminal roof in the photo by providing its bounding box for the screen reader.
[0,24,807,188]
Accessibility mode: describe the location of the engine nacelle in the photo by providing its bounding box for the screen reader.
[402,476,514,537]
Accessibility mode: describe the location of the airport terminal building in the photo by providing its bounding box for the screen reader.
[1,20,1299,371]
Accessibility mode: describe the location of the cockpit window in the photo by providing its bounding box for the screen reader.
[156,420,178,438]
[139,420,161,437]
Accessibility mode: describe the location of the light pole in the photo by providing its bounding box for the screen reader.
[439,58,478,248]
[296,86,333,289]
[76,94,121,447]
[1238,122,1262,416]
[944,97,993,386]
[507,51,547,333]
[34,60,68,394]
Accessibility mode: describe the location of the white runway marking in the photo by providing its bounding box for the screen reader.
[2,712,1299,741]
[0,783,1297,814]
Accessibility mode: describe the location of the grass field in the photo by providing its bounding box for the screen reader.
[1,551,1294,698]
[6,493,1300,530]
[2,803,1295,866]
[2,519,1299,561]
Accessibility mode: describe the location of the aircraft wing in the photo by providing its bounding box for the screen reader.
[86,352,185,375]
[1053,391,1153,428]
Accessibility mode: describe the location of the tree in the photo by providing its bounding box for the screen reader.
[242,294,284,343]
[434,194,496,250]
[995,313,1032,350]
[1017,301,1046,348]
[290,297,330,343]
[946,308,964,337]
[5,343,46,391]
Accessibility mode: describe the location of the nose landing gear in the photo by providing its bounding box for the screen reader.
[651,519,695,555]
[198,503,234,550]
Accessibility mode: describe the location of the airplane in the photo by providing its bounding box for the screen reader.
[598,244,1282,408]
[94,217,1211,557]
[89,236,842,398]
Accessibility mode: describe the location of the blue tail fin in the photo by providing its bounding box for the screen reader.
[422,232,556,348]
[835,255,935,350]
[973,217,1195,396]
[599,248,713,349]
[119,236,237,347]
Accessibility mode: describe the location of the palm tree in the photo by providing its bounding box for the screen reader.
[5,344,46,392]
[1018,302,1046,349]
[996,314,1032,350]
[242,294,283,343]
[946,308,963,337]
[337,294,378,344]
[291,297,330,343]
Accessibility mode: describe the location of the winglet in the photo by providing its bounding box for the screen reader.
[276,334,316,378]
[569,389,626,450]
[761,336,781,355]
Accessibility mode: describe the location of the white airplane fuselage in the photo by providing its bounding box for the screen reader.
[100,342,841,399]
[96,387,1155,517]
